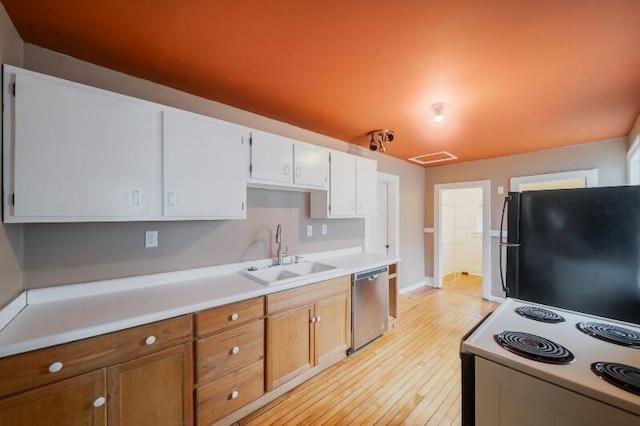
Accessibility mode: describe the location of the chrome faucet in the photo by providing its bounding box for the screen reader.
[275,224,286,265]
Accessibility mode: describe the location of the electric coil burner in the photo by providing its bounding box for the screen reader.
[515,305,565,323]
[494,331,575,364]
[592,362,640,396]
[577,322,640,348]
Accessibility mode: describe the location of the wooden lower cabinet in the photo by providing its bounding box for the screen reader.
[0,369,106,426]
[265,304,315,391]
[265,276,351,391]
[315,292,350,366]
[197,360,264,425]
[107,343,193,426]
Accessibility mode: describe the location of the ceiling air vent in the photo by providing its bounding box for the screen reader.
[409,151,457,165]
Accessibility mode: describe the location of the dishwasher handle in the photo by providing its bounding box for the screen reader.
[354,266,388,282]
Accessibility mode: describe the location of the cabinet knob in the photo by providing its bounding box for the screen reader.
[48,362,63,373]
[310,317,317,323]
[296,167,302,177]
[132,190,141,206]
[93,397,106,408]
[231,390,239,400]
[316,316,321,322]
[230,313,239,321]
[145,336,156,345]
[231,346,240,355]
[168,192,176,206]
[284,165,290,175]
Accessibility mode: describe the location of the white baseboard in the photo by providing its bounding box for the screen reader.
[399,278,432,294]
[486,294,506,303]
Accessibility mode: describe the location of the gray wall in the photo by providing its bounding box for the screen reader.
[425,137,627,297]
[20,44,427,290]
[0,3,23,307]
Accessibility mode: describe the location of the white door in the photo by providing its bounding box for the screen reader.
[329,151,356,216]
[367,182,389,255]
[250,131,294,184]
[162,109,248,218]
[12,73,155,218]
[293,142,328,188]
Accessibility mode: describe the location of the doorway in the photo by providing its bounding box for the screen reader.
[364,172,399,257]
[434,180,491,299]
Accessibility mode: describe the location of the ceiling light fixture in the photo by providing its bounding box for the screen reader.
[368,129,395,153]
[431,103,445,124]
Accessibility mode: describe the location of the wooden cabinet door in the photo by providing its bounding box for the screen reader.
[0,369,106,426]
[162,109,248,219]
[265,304,314,391]
[107,343,193,426]
[11,72,156,220]
[315,292,351,366]
[250,130,294,184]
[293,142,328,188]
[355,156,377,216]
[329,150,357,217]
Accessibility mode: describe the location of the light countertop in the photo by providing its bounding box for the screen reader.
[0,247,399,358]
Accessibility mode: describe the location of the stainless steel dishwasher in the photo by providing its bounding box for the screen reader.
[350,265,389,353]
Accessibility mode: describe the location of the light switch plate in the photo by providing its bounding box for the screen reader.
[306,225,313,237]
[497,186,504,195]
[145,231,158,248]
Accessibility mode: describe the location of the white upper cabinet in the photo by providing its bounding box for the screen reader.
[250,130,294,185]
[249,131,328,190]
[310,150,377,218]
[355,157,377,216]
[293,142,329,188]
[162,109,248,219]
[6,70,157,221]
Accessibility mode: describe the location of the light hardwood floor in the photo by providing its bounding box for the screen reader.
[240,275,496,425]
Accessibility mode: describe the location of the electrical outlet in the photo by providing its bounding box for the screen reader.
[322,224,328,235]
[145,231,158,248]
[497,186,504,195]
[306,225,313,237]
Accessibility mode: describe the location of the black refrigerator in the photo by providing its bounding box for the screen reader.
[503,185,640,325]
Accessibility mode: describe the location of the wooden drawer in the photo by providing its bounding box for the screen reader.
[197,320,264,385]
[196,297,264,337]
[266,275,350,315]
[197,360,264,425]
[0,315,192,398]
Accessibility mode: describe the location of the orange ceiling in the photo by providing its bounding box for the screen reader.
[3,0,640,166]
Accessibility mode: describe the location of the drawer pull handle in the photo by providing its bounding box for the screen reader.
[93,397,106,408]
[230,313,239,321]
[231,346,240,355]
[145,336,156,345]
[231,390,239,400]
[48,362,63,373]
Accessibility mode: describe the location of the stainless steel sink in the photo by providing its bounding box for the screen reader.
[240,261,340,286]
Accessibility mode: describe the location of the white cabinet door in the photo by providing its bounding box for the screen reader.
[163,110,248,218]
[250,131,294,184]
[355,157,377,216]
[12,73,155,219]
[329,151,356,216]
[293,142,328,188]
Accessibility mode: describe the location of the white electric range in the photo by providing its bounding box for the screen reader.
[460,298,640,426]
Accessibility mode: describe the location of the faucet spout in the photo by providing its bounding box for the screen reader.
[276,224,281,244]
[275,224,285,265]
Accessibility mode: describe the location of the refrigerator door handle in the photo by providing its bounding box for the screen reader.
[499,195,512,294]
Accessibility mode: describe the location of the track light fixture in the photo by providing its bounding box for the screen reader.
[368,129,395,153]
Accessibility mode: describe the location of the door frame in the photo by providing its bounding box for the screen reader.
[364,172,400,257]
[434,180,491,299]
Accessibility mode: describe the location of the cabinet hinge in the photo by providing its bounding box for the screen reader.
[10,82,16,97]
[249,135,252,146]
[10,193,15,206]
[241,201,245,211]
[328,204,331,212]
[249,164,252,173]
